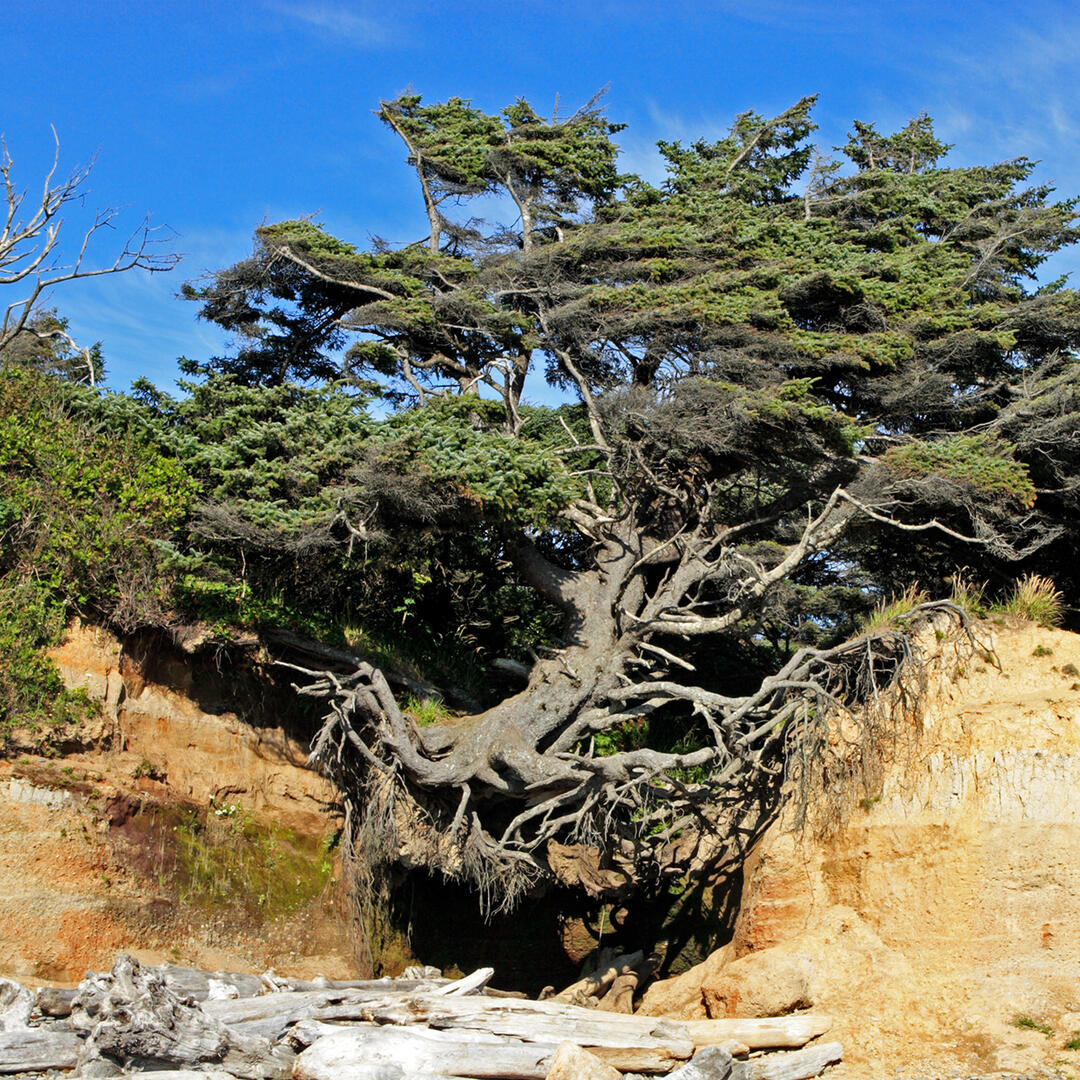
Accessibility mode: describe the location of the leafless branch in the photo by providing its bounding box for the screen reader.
[0,130,179,353]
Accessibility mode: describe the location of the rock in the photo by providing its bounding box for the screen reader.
[47,622,337,836]
[671,622,1080,1077]
[0,977,33,1030]
[35,985,77,1018]
[701,948,815,1018]
[638,943,735,1019]
[668,1045,751,1080]
[545,1040,622,1079]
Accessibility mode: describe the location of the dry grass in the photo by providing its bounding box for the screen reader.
[995,574,1064,628]
[861,583,929,632]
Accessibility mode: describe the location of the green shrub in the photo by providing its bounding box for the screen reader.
[0,368,193,740]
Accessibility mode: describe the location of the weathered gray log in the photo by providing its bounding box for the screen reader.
[597,971,636,1013]
[682,1016,832,1051]
[122,1072,240,1080]
[290,1017,690,1075]
[0,1027,83,1072]
[292,1025,554,1080]
[79,963,267,1003]
[430,966,494,995]
[749,1042,843,1080]
[667,1045,752,1080]
[71,954,291,1080]
[202,988,447,1042]
[351,993,695,1059]
[274,976,445,994]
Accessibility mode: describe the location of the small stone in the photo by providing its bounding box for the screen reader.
[668,1045,751,1080]
[0,977,33,1030]
[545,1040,622,1080]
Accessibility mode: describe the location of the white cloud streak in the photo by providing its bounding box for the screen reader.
[266,1,392,47]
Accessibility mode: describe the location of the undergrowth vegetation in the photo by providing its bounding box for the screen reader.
[0,367,193,742]
[863,573,1067,633]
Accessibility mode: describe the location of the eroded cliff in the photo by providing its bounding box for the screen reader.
[641,619,1080,1078]
[0,622,351,984]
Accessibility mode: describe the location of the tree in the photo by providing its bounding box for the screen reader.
[0,128,178,375]
[187,94,1080,911]
[0,308,105,383]
[0,366,193,738]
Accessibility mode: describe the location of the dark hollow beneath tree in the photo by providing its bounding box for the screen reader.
[178,93,1080,916]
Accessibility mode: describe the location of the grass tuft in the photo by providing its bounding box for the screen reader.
[994,574,1064,628]
[1014,1015,1055,1037]
[403,693,455,727]
[861,583,928,632]
[949,572,988,618]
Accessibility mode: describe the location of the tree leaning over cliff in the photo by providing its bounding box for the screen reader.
[186,95,1080,909]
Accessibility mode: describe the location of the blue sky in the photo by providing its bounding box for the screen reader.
[3,0,1080,390]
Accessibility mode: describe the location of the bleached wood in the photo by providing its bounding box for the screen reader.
[683,1016,832,1050]
[749,1041,842,1080]
[289,1016,690,1074]
[293,1025,552,1079]
[353,992,695,1058]
[552,951,644,1004]
[202,987,443,1041]
[122,1073,240,1080]
[596,970,638,1013]
[0,1028,83,1073]
[431,967,495,995]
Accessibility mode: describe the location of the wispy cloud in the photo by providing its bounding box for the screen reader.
[266,1,393,47]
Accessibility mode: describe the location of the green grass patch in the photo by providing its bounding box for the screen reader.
[993,574,1064,628]
[860,584,928,632]
[1014,1015,1055,1037]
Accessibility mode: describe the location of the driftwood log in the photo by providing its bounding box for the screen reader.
[0,1028,84,1073]
[0,954,842,1080]
[551,951,645,1005]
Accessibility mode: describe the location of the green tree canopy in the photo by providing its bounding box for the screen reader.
[182,94,1080,910]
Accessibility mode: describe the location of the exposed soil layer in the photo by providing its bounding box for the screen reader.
[0,622,352,986]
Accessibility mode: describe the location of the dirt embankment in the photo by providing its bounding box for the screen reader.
[0,622,353,986]
[641,619,1080,1078]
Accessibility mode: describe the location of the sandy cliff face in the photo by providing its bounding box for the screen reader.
[641,621,1080,1078]
[46,622,337,836]
[0,623,351,985]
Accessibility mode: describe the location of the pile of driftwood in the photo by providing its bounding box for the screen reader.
[0,954,841,1079]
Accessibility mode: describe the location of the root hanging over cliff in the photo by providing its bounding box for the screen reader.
[280,600,987,916]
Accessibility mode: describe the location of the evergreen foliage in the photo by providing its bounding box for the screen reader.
[7,92,1080,908]
[178,93,1080,907]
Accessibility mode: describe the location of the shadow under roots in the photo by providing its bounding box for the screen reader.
[381,867,746,997]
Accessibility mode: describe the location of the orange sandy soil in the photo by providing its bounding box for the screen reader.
[0,750,353,987]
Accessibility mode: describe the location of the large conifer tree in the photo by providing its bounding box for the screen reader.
[185,95,1080,908]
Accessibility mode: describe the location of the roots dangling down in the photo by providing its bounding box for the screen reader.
[282,601,989,915]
